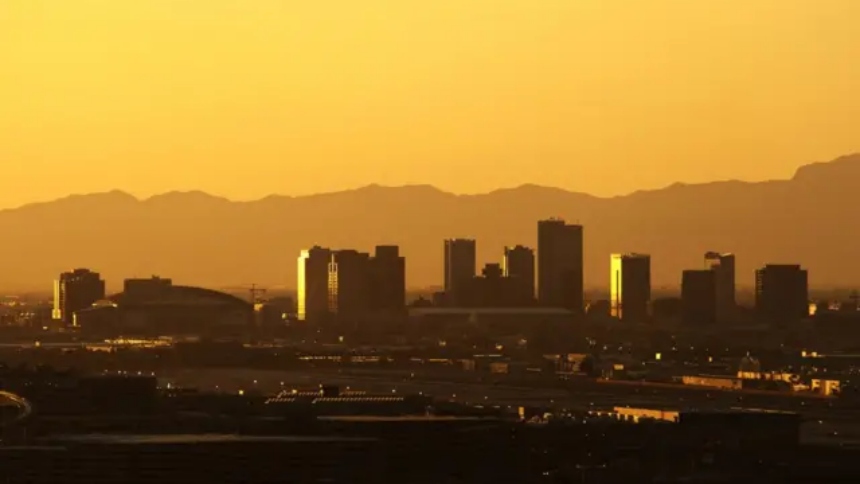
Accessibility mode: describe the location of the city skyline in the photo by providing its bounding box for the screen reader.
[1,153,860,292]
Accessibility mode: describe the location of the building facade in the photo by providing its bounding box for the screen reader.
[502,245,536,302]
[368,245,406,313]
[52,268,106,326]
[681,269,717,325]
[328,250,372,321]
[755,264,809,324]
[610,253,651,323]
[297,246,332,322]
[537,219,584,312]
[705,252,736,324]
[443,239,476,306]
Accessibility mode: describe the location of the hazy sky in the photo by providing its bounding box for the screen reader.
[1,0,857,208]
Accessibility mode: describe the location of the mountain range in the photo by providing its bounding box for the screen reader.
[2,154,859,293]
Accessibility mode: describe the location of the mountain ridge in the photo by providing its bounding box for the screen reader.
[10,151,857,213]
[1,153,858,292]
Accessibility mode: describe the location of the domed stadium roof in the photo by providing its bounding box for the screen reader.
[108,285,251,308]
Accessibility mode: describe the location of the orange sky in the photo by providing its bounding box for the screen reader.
[1,0,857,209]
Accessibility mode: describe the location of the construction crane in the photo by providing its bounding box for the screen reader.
[221,284,268,305]
[246,284,268,305]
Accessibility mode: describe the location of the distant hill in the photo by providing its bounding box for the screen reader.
[1,154,859,292]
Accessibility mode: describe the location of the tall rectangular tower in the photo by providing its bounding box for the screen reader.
[681,269,717,325]
[297,246,332,322]
[328,249,372,320]
[53,268,106,325]
[610,253,651,323]
[705,252,736,324]
[369,245,406,313]
[443,238,476,306]
[537,219,583,311]
[503,245,536,302]
[755,264,808,325]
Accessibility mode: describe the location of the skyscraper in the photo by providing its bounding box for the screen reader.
[443,238,476,306]
[681,269,717,325]
[610,253,651,322]
[53,268,106,326]
[297,246,332,322]
[705,252,736,323]
[328,249,371,320]
[503,245,535,301]
[755,264,809,324]
[369,245,406,313]
[537,219,583,311]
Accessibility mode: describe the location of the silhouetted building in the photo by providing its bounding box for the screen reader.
[254,296,294,327]
[465,263,534,307]
[705,252,736,323]
[503,245,536,302]
[652,296,682,321]
[755,264,808,324]
[52,268,106,326]
[443,239,476,306]
[74,277,253,336]
[328,250,371,321]
[297,246,332,322]
[124,276,172,300]
[682,270,717,325]
[610,253,651,322]
[537,219,584,312]
[368,245,406,313]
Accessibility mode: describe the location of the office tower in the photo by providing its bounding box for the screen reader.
[443,238,476,306]
[610,254,651,322]
[369,245,406,313]
[755,264,809,324]
[503,245,536,301]
[705,252,736,323]
[297,246,332,321]
[537,219,584,311]
[681,270,717,325]
[52,268,106,325]
[328,249,371,320]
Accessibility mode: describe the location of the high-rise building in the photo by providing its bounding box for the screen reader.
[52,268,106,326]
[328,249,371,320]
[610,254,651,323]
[705,252,736,323]
[369,245,406,313]
[443,239,476,306]
[537,219,584,311]
[681,270,717,325]
[503,245,535,302]
[297,246,332,322]
[755,264,809,324]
